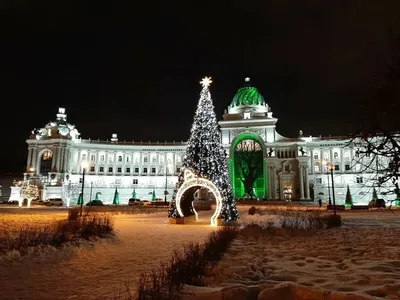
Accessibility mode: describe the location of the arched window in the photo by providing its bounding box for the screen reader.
[81,154,87,161]
[40,150,53,175]
[334,152,339,159]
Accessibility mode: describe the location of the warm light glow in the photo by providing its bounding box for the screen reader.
[200,76,212,88]
[175,169,222,226]
[81,161,89,171]
[29,167,35,172]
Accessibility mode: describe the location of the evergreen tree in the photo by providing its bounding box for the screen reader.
[345,185,353,207]
[168,77,239,221]
[372,187,378,201]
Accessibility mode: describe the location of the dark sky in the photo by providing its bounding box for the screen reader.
[1,1,400,173]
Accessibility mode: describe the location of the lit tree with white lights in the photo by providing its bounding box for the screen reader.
[169,77,239,221]
[20,182,39,208]
[62,181,80,207]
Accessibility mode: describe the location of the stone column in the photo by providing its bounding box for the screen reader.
[340,148,344,173]
[113,151,117,174]
[310,148,314,174]
[76,149,81,173]
[156,152,160,174]
[122,152,126,174]
[32,147,38,171]
[66,147,71,173]
[330,148,333,165]
[164,153,168,174]
[139,152,143,174]
[27,147,33,169]
[268,167,273,199]
[320,149,324,173]
[299,165,305,199]
[172,153,176,174]
[105,151,109,174]
[56,146,61,172]
[59,147,65,172]
[304,166,310,199]
[273,166,278,199]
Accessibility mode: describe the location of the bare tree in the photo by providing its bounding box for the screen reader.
[234,139,263,199]
[348,30,400,208]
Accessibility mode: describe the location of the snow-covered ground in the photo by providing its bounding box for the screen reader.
[205,210,400,299]
[0,211,216,300]
[1,207,400,299]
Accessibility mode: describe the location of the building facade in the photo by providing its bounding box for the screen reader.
[18,78,395,205]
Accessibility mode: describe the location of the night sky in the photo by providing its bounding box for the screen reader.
[1,1,399,173]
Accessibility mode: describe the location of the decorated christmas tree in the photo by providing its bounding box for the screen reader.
[168,77,239,222]
[345,185,353,207]
[112,188,119,205]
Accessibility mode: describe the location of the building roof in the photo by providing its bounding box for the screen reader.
[230,77,265,107]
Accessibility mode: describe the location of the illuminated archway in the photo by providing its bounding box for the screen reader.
[230,133,267,199]
[176,169,222,226]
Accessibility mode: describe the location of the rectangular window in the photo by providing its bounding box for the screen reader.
[118,156,123,162]
[126,167,130,173]
[356,177,363,183]
[99,167,104,173]
[335,165,340,171]
[151,167,156,173]
[314,154,319,160]
[134,167,139,173]
[117,167,122,173]
[315,178,322,184]
[108,167,113,173]
[91,155,95,161]
[314,165,320,172]
[100,155,105,161]
[133,179,138,185]
[90,166,95,172]
[126,156,130,163]
[176,167,180,173]
[144,157,148,163]
[345,164,350,171]
[115,178,121,185]
[143,168,148,174]
[79,178,83,183]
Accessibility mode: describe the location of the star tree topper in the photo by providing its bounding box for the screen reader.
[200,76,212,87]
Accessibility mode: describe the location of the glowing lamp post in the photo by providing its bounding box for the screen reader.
[326,162,336,215]
[80,161,89,216]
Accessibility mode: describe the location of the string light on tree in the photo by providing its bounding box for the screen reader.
[20,182,39,208]
[169,76,239,222]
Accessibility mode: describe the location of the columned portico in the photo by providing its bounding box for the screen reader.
[297,156,311,200]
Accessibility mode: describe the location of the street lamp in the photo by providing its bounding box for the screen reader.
[327,171,332,206]
[164,171,169,203]
[326,162,336,215]
[80,161,89,216]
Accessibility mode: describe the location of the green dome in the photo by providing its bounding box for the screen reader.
[231,78,265,107]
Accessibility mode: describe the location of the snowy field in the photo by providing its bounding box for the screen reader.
[0,210,217,300]
[0,207,400,299]
[207,211,400,299]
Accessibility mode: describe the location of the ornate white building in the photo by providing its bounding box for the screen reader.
[21,78,394,205]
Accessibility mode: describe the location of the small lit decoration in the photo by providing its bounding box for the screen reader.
[62,181,80,207]
[175,169,222,226]
[20,182,39,208]
[169,76,239,223]
[200,76,212,88]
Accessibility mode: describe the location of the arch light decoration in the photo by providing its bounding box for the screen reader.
[176,169,223,226]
